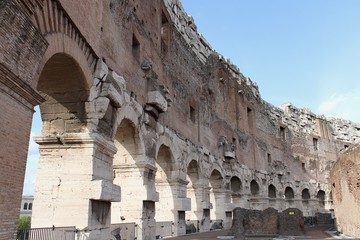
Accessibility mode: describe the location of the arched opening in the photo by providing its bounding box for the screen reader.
[186,160,202,220]
[186,160,201,232]
[23,203,28,210]
[28,203,32,210]
[209,170,223,221]
[285,187,294,199]
[268,184,276,198]
[317,190,326,207]
[112,119,146,224]
[230,176,242,193]
[37,53,88,135]
[155,145,175,222]
[32,53,93,229]
[250,180,259,196]
[302,189,310,200]
[230,176,242,206]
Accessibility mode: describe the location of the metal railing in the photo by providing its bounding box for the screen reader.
[17,226,76,240]
[155,221,174,238]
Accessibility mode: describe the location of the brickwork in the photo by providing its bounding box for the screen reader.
[0,0,358,239]
[0,87,34,240]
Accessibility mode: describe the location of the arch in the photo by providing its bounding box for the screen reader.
[302,188,310,200]
[186,160,201,222]
[155,145,176,222]
[28,203,33,210]
[156,135,180,174]
[209,169,224,221]
[230,176,242,193]
[317,190,325,201]
[250,180,260,196]
[113,118,144,166]
[156,145,174,182]
[23,202,28,210]
[37,52,89,135]
[209,169,223,190]
[268,184,276,198]
[285,187,294,199]
[34,33,94,89]
[317,190,326,207]
[187,160,200,187]
[112,117,146,224]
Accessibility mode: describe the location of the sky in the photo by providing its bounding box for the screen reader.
[23,0,360,195]
[181,0,360,122]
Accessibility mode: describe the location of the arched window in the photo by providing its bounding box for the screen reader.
[230,176,242,193]
[268,184,276,198]
[302,189,310,200]
[250,180,259,195]
[285,187,294,199]
[23,202,28,210]
[28,203,33,210]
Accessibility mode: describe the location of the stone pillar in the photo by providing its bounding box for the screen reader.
[32,133,120,239]
[171,180,191,236]
[212,189,233,229]
[0,1,48,239]
[112,164,158,240]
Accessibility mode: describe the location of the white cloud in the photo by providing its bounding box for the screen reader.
[317,90,360,123]
[27,132,39,156]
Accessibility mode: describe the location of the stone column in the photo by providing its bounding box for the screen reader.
[112,164,158,240]
[212,189,233,229]
[32,133,120,240]
[170,179,191,236]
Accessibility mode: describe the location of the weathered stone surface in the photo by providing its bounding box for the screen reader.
[279,208,304,236]
[330,145,360,237]
[2,0,360,239]
[230,207,279,237]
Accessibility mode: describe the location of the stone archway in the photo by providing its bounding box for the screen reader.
[37,53,88,135]
[250,180,260,196]
[268,184,277,198]
[112,118,148,224]
[31,53,120,240]
[209,169,223,221]
[155,145,174,221]
[230,176,242,207]
[186,160,201,222]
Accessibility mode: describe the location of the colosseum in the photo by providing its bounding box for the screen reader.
[0,0,359,239]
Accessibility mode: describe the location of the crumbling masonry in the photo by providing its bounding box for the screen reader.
[0,0,359,239]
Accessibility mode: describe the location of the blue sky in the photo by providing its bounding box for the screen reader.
[181,0,360,122]
[23,1,360,195]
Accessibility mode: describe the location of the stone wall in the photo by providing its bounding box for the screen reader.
[330,145,360,237]
[229,207,304,237]
[0,0,359,239]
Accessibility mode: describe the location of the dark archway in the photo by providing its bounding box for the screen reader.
[250,180,260,196]
[268,184,276,198]
[302,189,310,200]
[285,187,294,199]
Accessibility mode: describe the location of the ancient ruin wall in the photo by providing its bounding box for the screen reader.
[1,0,360,239]
[330,146,360,237]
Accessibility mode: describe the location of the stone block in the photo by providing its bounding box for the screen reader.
[174,197,191,211]
[147,91,168,112]
[89,180,121,202]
